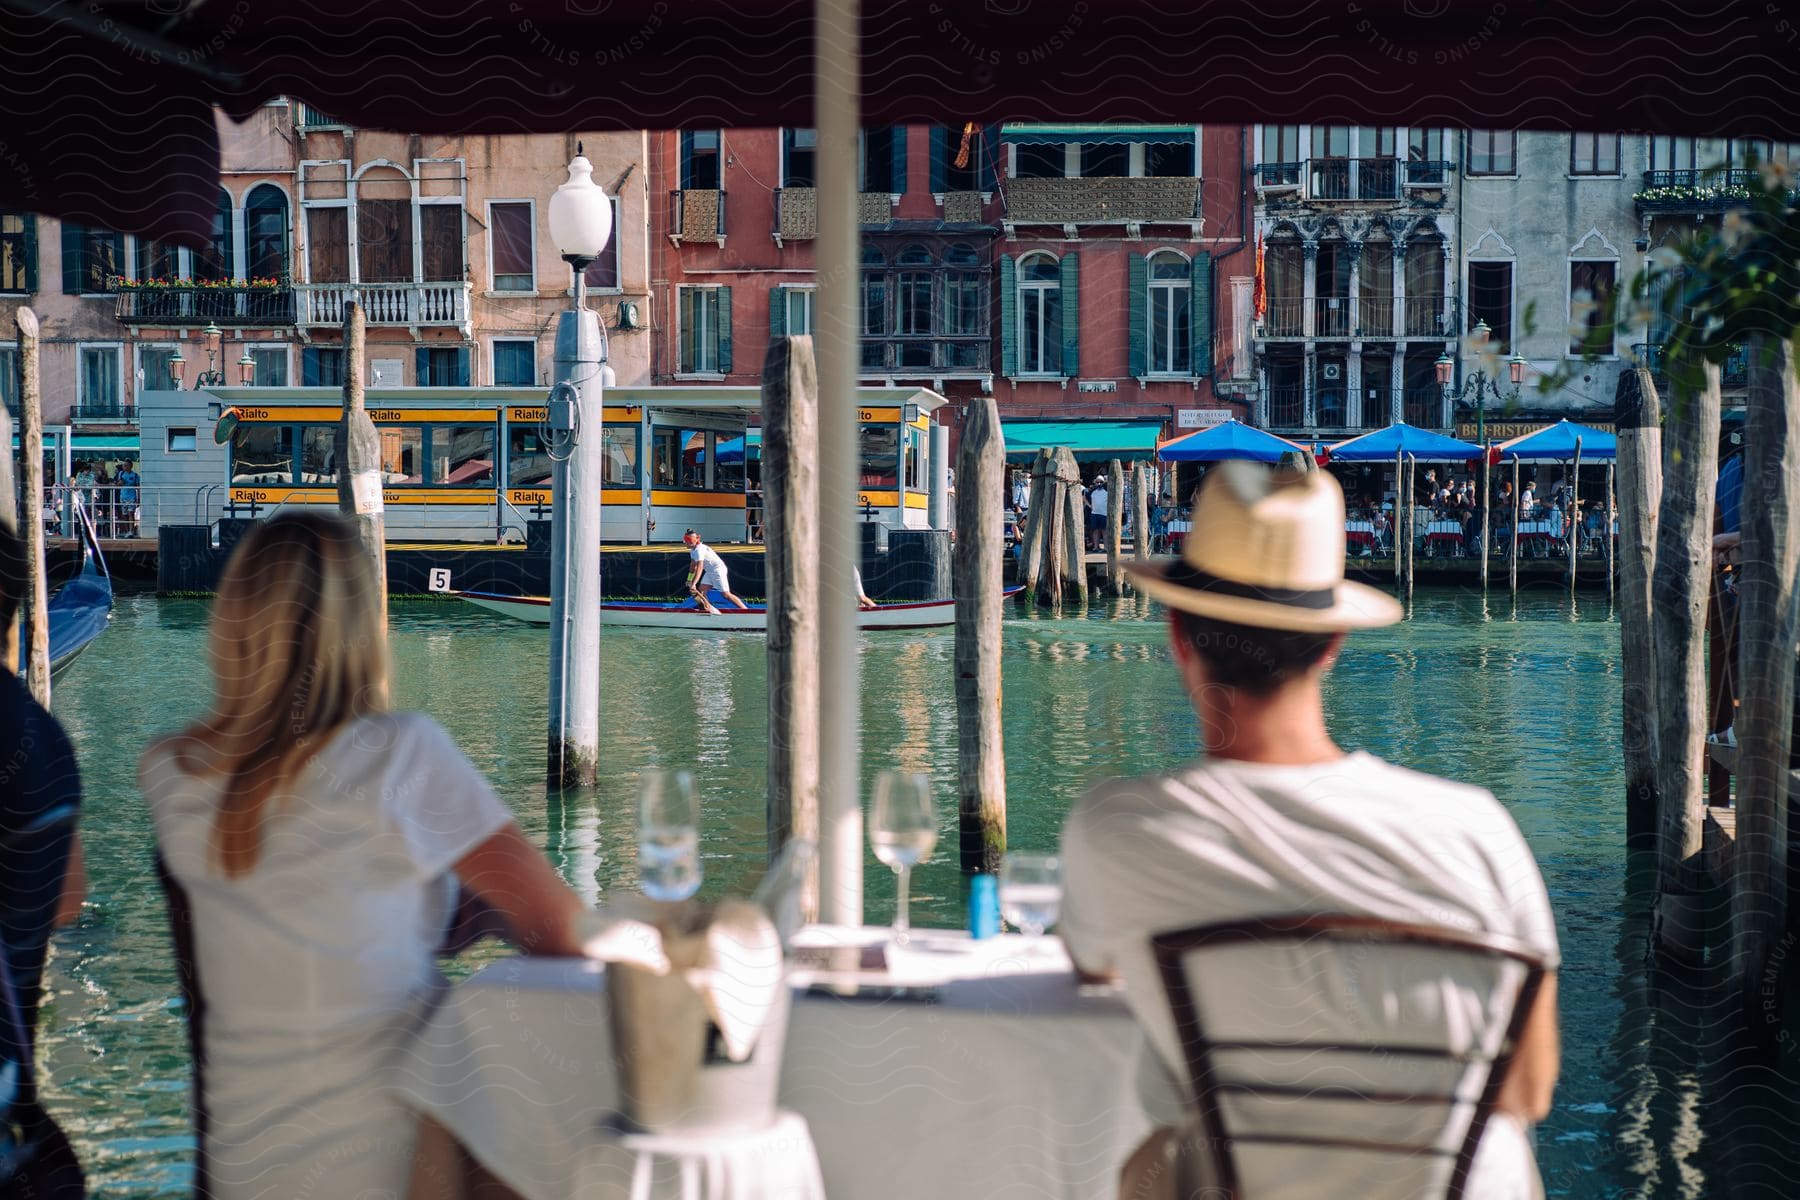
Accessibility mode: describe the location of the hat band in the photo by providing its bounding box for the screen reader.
[1164,561,1337,610]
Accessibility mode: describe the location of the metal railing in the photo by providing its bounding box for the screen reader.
[1308,158,1400,201]
[859,336,989,373]
[1641,168,1760,190]
[1635,341,1749,387]
[115,284,296,327]
[1358,296,1396,337]
[1260,297,1305,337]
[23,483,228,539]
[1256,162,1302,189]
[1405,159,1453,187]
[1266,385,1305,428]
[68,404,139,423]
[1402,387,1442,427]
[1404,296,1450,337]
[1313,297,1351,338]
[294,281,471,327]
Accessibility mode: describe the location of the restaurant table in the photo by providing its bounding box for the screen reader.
[1343,520,1376,555]
[391,927,1149,1200]
[1424,520,1464,556]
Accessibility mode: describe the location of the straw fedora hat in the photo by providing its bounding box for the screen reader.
[1127,461,1403,632]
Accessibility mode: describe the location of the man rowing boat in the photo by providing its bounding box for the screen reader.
[683,529,749,615]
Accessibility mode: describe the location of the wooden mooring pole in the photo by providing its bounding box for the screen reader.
[1616,366,1662,847]
[15,308,49,705]
[1651,355,1721,965]
[1569,438,1582,596]
[1105,458,1124,596]
[763,334,821,915]
[1405,454,1417,601]
[1,357,14,674]
[1509,458,1521,596]
[1055,448,1087,607]
[1018,449,1052,603]
[1729,333,1800,990]
[1393,448,1403,595]
[1480,444,1491,591]
[1132,461,1150,564]
[1605,463,1616,606]
[955,395,1007,874]
[334,302,388,624]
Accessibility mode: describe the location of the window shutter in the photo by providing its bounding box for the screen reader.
[1127,253,1148,378]
[415,346,429,386]
[22,216,37,293]
[769,286,787,340]
[302,346,320,386]
[680,132,693,189]
[717,287,733,374]
[455,346,470,387]
[1190,252,1213,377]
[62,222,83,294]
[678,287,694,371]
[998,254,1017,377]
[929,127,948,194]
[1059,252,1080,378]
[890,129,908,195]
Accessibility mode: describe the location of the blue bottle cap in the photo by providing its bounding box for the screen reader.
[968,873,1001,940]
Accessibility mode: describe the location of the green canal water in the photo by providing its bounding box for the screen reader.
[28,590,1800,1197]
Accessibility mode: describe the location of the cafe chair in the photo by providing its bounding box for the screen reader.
[1150,914,1548,1200]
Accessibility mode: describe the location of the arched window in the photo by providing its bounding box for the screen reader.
[1017,252,1061,375]
[895,244,933,368]
[1147,250,1191,374]
[245,184,291,281]
[356,164,413,283]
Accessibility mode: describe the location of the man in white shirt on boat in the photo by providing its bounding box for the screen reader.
[683,529,749,615]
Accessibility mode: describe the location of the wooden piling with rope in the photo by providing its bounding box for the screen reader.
[15,308,49,705]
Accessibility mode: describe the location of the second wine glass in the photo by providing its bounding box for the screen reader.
[869,771,936,945]
[638,768,702,902]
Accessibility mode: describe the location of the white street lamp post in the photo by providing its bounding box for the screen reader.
[544,146,614,787]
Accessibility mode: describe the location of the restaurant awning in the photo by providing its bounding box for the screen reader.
[1156,420,1304,464]
[1003,420,1162,463]
[1494,419,1617,462]
[1324,422,1484,463]
[1000,124,1194,145]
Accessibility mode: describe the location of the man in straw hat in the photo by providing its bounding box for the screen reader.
[1058,462,1560,1197]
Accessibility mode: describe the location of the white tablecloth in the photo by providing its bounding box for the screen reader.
[391,929,1148,1200]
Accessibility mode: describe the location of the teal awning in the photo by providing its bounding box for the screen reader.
[1003,419,1162,463]
[11,434,139,452]
[1000,123,1194,146]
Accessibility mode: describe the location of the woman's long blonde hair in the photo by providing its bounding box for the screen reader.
[181,512,390,876]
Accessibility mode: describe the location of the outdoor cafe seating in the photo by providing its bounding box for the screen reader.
[1423,520,1466,558]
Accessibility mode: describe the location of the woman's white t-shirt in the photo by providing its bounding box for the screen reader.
[141,710,514,1200]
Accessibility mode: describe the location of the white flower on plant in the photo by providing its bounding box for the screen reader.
[1759,158,1793,190]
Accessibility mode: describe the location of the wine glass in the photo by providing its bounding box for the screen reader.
[999,852,1062,946]
[638,769,701,902]
[869,771,936,945]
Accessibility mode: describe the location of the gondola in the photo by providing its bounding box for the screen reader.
[450,587,1021,631]
[46,497,114,681]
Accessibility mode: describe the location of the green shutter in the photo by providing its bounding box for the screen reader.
[61,222,83,294]
[302,347,320,386]
[1191,251,1213,378]
[998,254,1017,377]
[415,346,430,385]
[1128,253,1148,377]
[890,128,908,195]
[769,286,787,340]
[717,286,733,374]
[1059,252,1080,378]
[22,216,36,293]
[455,346,470,387]
[929,126,948,194]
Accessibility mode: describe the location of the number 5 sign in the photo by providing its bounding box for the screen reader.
[428,568,453,593]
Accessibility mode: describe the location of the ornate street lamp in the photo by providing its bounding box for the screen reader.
[238,350,257,387]
[195,322,228,387]
[1438,320,1525,445]
[167,348,186,389]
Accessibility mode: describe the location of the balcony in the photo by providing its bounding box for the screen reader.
[1261,297,1305,338]
[859,336,989,376]
[1266,386,1304,429]
[1259,158,1453,203]
[1001,177,1201,230]
[1405,160,1453,188]
[294,281,471,330]
[1313,296,1352,338]
[1403,387,1442,428]
[775,188,816,245]
[1635,169,1763,212]
[114,283,296,327]
[1358,296,1395,337]
[669,189,727,245]
[69,404,138,425]
[1635,341,1749,388]
[1404,296,1450,338]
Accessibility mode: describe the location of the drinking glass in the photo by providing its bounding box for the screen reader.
[869,771,936,944]
[638,769,702,902]
[999,852,1063,943]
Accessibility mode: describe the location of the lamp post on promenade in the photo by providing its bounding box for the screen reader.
[544,146,614,788]
[1436,319,1526,444]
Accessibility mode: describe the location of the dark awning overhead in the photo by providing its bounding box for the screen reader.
[5,0,1800,243]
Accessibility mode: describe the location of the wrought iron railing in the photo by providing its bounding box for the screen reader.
[1405,159,1453,187]
[1358,296,1396,337]
[1313,296,1351,338]
[859,336,989,373]
[1404,296,1450,337]
[1266,386,1305,428]
[115,284,296,327]
[1256,162,1302,188]
[68,404,138,423]
[1260,297,1305,337]
[1403,387,1442,428]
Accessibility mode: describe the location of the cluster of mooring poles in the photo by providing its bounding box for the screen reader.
[1615,340,1800,1021]
[5,307,51,705]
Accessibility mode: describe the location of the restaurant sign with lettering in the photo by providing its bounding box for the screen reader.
[1454,420,1616,441]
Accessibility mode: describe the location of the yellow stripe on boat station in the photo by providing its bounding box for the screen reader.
[230,487,500,505]
[227,405,646,425]
[856,491,931,510]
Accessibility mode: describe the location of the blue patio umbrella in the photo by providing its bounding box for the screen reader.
[1323,422,1484,462]
[1494,419,1616,461]
[1156,420,1307,463]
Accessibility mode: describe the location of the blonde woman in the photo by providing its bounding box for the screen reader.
[140,512,588,1200]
